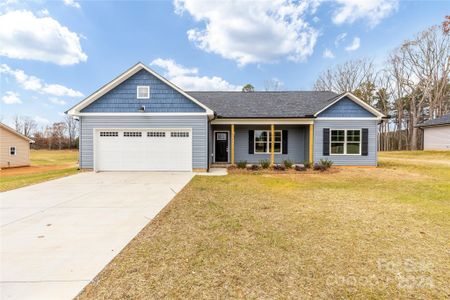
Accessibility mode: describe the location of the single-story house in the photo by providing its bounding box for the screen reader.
[417,114,450,150]
[0,122,35,169]
[67,62,385,172]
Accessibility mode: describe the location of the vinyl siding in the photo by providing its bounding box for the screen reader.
[81,69,205,113]
[423,126,450,150]
[0,127,30,168]
[79,115,208,169]
[318,97,375,117]
[314,119,378,166]
[211,125,308,164]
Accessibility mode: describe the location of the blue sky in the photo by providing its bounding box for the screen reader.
[0,0,447,127]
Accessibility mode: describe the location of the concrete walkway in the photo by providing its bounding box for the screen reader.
[0,172,194,300]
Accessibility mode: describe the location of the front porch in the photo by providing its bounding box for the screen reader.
[210,120,314,167]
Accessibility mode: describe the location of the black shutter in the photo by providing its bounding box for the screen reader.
[249,130,254,154]
[282,130,288,154]
[323,128,330,156]
[362,128,369,156]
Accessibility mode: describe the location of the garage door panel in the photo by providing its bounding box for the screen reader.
[95,129,192,171]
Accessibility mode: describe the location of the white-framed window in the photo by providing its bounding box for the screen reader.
[254,130,282,154]
[147,131,166,137]
[171,131,189,138]
[330,129,361,155]
[10,146,16,155]
[137,86,150,99]
[124,131,142,137]
[100,131,118,137]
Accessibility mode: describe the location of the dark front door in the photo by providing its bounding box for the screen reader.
[215,132,229,162]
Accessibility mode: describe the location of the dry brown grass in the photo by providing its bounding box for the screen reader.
[78,152,450,299]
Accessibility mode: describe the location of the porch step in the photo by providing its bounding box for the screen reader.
[211,163,231,168]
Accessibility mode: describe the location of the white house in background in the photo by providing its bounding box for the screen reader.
[417,113,450,150]
[0,122,35,168]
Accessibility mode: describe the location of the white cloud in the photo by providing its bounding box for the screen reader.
[345,37,361,51]
[0,10,87,65]
[37,9,50,17]
[323,49,335,58]
[49,97,67,105]
[2,91,22,104]
[174,0,319,66]
[332,0,398,27]
[63,0,81,9]
[151,58,240,91]
[334,32,347,46]
[0,64,84,97]
[34,116,50,124]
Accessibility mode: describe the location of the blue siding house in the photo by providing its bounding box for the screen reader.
[67,62,385,172]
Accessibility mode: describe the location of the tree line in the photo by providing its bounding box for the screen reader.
[12,115,79,150]
[314,17,449,151]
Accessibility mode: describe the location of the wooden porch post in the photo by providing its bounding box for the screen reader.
[231,124,235,165]
[271,124,275,165]
[309,124,314,164]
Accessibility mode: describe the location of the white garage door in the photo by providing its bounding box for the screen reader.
[95,129,192,171]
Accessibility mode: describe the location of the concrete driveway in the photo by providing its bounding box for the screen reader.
[0,172,194,300]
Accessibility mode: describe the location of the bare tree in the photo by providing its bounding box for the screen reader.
[314,58,376,93]
[264,78,283,91]
[51,122,67,150]
[64,115,78,149]
[12,115,37,137]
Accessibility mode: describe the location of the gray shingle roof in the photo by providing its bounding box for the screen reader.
[186,91,339,118]
[417,113,450,127]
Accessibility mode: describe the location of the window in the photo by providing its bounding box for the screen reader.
[124,131,142,137]
[254,130,282,154]
[171,131,189,138]
[100,131,118,137]
[147,131,165,137]
[330,129,361,155]
[216,133,227,141]
[10,147,16,155]
[137,86,150,99]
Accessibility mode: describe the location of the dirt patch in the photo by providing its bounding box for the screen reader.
[0,163,77,177]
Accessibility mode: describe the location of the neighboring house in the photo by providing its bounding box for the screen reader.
[67,62,385,172]
[0,123,35,169]
[417,114,450,150]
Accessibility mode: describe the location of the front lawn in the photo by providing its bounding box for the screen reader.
[0,150,79,192]
[79,151,450,299]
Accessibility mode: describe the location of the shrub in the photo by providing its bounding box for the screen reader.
[302,160,312,169]
[247,164,260,171]
[283,159,293,168]
[259,159,271,169]
[273,164,286,171]
[295,164,306,171]
[313,159,333,171]
[236,160,247,169]
[318,159,333,169]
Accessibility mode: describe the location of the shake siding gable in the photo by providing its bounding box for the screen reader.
[317,97,376,118]
[81,69,205,113]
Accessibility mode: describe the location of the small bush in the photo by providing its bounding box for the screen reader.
[247,164,260,171]
[273,164,286,171]
[318,159,333,169]
[259,159,271,169]
[283,159,293,168]
[295,164,307,171]
[313,159,333,171]
[236,160,247,169]
[302,160,312,169]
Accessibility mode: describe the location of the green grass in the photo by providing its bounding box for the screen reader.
[78,151,450,299]
[0,168,79,191]
[0,149,79,192]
